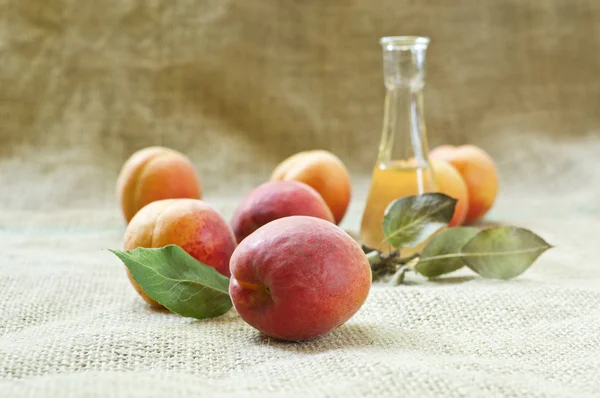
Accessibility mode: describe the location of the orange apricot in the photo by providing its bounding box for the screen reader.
[117,146,202,223]
[430,145,498,224]
[271,150,351,224]
[123,199,236,307]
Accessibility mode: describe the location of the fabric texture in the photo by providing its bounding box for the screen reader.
[1,0,600,396]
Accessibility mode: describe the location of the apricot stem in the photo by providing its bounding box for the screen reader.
[366,250,399,266]
[397,253,420,266]
[390,265,411,285]
[368,250,420,283]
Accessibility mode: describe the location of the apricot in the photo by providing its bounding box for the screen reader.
[270,150,351,224]
[117,146,202,223]
[430,145,498,224]
[430,158,469,227]
[230,180,335,243]
[230,216,371,341]
[123,199,236,307]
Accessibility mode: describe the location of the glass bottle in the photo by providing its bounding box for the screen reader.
[360,36,437,252]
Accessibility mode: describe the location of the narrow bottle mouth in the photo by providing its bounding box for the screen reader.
[380,36,430,50]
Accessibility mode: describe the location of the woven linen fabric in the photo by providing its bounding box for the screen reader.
[1,0,600,397]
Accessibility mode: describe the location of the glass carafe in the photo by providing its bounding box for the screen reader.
[360,36,437,252]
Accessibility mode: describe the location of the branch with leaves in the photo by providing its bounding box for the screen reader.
[365,193,553,284]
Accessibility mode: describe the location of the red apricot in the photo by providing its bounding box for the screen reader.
[230,180,334,243]
[230,216,372,341]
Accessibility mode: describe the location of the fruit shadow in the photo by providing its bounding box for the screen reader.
[376,271,478,286]
[252,322,404,353]
[423,274,535,286]
[467,219,506,228]
[423,275,479,285]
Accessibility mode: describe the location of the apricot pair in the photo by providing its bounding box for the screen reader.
[230,150,352,242]
[123,198,370,341]
[118,147,232,308]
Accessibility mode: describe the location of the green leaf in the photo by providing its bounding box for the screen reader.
[416,227,480,278]
[382,193,457,249]
[109,245,232,319]
[461,227,552,280]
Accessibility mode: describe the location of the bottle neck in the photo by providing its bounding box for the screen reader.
[377,84,430,167]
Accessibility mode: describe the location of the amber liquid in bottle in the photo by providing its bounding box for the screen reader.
[361,161,436,252]
[360,37,435,253]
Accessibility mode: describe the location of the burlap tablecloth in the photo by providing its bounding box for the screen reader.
[1,1,599,396]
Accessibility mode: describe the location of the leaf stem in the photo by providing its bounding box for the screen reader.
[397,253,419,265]
[418,245,552,263]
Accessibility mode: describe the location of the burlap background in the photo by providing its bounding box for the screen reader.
[1,0,599,396]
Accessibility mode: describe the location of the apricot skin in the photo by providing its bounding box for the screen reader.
[270,150,351,225]
[430,158,470,227]
[123,199,236,308]
[117,146,202,223]
[430,145,498,224]
[229,216,372,341]
[230,180,335,243]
